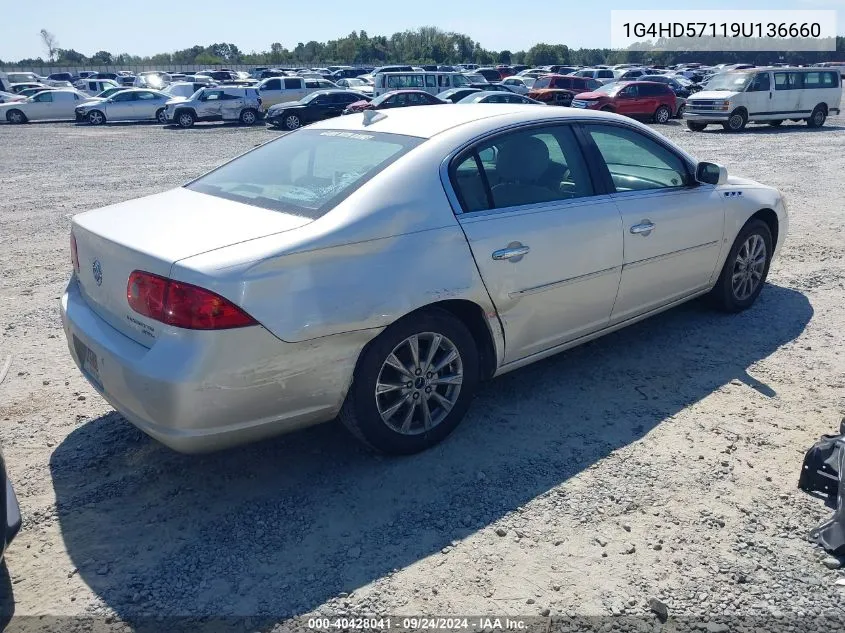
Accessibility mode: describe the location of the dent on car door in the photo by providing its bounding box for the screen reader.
[581,123,725,323]
[450,123,624,363]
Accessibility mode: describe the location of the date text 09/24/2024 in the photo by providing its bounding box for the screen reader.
[307,617,530,630]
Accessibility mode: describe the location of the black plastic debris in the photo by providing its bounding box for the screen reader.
[799,417,845,555]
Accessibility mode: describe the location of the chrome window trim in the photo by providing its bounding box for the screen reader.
[439,117,699,216]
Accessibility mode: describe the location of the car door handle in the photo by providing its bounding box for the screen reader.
[630,221,655,236]
[492,245,530,261]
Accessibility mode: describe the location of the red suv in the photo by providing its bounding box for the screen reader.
[571,81,677,123]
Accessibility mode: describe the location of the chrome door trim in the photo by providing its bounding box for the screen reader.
[509,266,621,298]
[494,286,712,377]
[623,240,720,270]
[456,194,617,224]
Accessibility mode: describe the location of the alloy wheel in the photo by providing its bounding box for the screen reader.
[731,234,767,300]
[374,332,463,435]
[728,113,744,130]
[242,110,256,124]
[88,111,104,125]
[156,110,167,124]
[656,107,670,123]
[9,111,23,123]
[285,115,301,130]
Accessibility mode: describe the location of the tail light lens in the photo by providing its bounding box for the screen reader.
[127,271,256,330]
[70,232,80,273]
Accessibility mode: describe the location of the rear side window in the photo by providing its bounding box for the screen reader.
[450,124,594,212]
[187,130,421,219]
[283,78,301,89]
[804,71,839,88]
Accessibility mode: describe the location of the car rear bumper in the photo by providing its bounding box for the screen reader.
[60,277,370,453]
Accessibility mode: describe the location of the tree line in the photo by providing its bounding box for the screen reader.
[4,27,844,69]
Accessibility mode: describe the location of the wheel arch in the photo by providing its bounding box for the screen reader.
[748,208,779,251]
[350,300,501,382]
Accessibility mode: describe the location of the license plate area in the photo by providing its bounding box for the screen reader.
[73,334,103,390]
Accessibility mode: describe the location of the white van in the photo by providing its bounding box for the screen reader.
[373,72,471,97]
[257,76,308,108]
[684,67,841,131]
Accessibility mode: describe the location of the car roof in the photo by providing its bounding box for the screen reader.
[306,103,630,139]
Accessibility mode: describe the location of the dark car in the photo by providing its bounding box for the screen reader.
[547,65,578,75]
[266,89,370,130]
[456,91,543,105]
[639,75,692,97]
[571,81,677,123]
[344,89,446,114]
[199,70,238,82]
[475,67,505,82]
[89,72,119,81]
[437,87,482,103]
[47,72,74,83]
[331,68,368,80]
[1,446,22,562]
[371,65,414,75]
[260,69,287,79]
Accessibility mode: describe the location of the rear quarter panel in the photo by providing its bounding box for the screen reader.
[171,133,501,349]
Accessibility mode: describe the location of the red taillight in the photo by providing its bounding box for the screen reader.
[127,271,256,330]
[70,232,80,273]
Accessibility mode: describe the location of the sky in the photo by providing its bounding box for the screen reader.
[1,0,844,61]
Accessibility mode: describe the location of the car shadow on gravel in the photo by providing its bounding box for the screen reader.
[48,284,812,628]
[0,563,14,628]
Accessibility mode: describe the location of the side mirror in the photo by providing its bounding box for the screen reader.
[696,161,728,186]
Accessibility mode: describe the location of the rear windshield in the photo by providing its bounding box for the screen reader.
[186,129,422,219]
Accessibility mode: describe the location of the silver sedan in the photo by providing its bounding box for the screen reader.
[74,89,171,124]
[61,105,788,454]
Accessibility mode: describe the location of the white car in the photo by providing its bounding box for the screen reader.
[500,76,533,94]
[335,78,374,96]
[62,105,786,454]
[133,71,172,90]
[75,79,120,95]
[1,89,92,123]
[74,89,171,125]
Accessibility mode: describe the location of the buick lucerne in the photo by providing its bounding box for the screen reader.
[61,105,788,455]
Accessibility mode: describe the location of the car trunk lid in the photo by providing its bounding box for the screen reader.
[72,187,311,346]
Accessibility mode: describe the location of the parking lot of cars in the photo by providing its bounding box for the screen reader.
[1,101,845,626]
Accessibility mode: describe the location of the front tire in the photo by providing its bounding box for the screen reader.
[87,110,106,125]
[155,108,167,124]
[807,105,826,128]
[722,109,747,132]
[710,219,773,312]
[283,114,301,130]
[6,109,27,124]
[340,309,479,455]
[176,110,195,128]
[654,105,671,124]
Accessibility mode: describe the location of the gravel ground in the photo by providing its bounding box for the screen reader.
[1,116,844,632]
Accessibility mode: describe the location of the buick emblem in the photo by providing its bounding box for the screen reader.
[92,259,103,286]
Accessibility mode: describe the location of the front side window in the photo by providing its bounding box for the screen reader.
[111,92,136,102]
[34,92,53,102]
[187,130,420,219]
[747,72,770,92]
[450,124,594,213]
[203,90,223,101]
[585,125,689,192]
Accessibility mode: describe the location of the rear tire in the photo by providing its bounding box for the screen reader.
[6,109,27,124]
[339,309,479,455]
[807,105,826,128]
[239,108,258,125]
[710,219,773,313]
[686,121,707,132]
[155,108,167,124]
[654,105,671,124]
